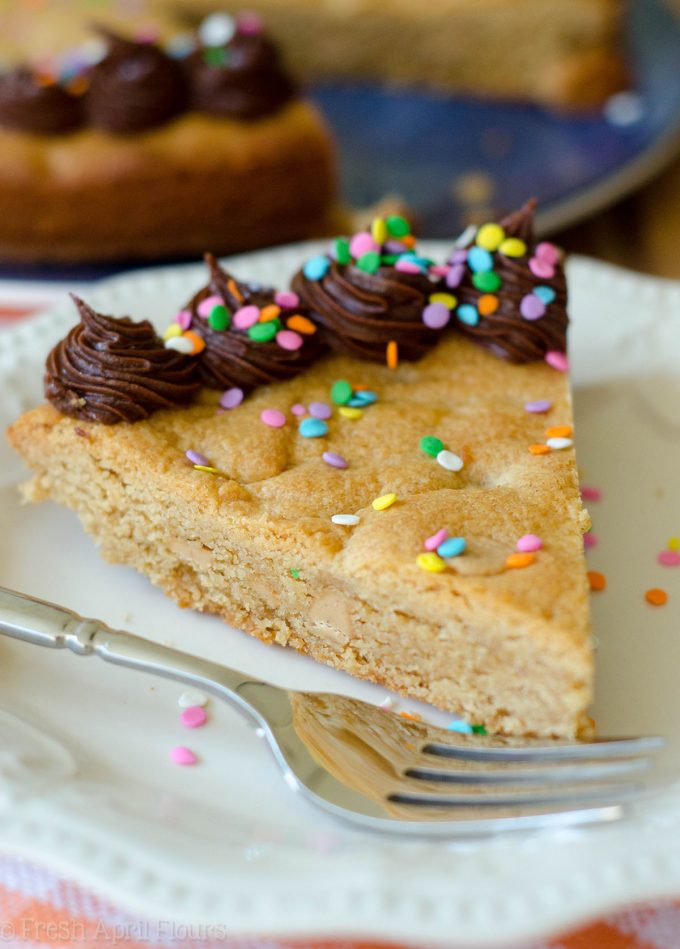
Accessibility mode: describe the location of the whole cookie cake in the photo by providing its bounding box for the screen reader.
[8,201,593,738]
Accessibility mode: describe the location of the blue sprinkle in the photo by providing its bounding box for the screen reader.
[534,285,556,304]
[303,256,330,281]
[398,253,431,270]
[352,390,378,405]
[457,304,479,326]
[467,246,493,273]
[437,537,466,558]
[447,720,473,734]
[299,417,328,438]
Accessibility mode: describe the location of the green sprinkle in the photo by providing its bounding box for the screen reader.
[202,47,230,67]
[386,215,410,238]
[331,379,353,405]
[472,271,502,293]
[208,304,230,331]
[419,435,444,457]
[356,251,381,274]
[471,724,488,735]
[335,237,351,265]
[248,321,278,343]
[381,254,399,265]
[290,568,300,580]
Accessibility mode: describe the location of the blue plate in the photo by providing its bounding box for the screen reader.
[312,0,680,237]
[3,0,680,279]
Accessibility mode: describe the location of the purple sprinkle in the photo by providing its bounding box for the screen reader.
[309,401,332,420]
[520,294,546,321]
[176,309,192,330]
[448,249,468,265]
[291,403,307,416]
[525,399,552,414]
[322,451,348,469]
[446,264,465,289]
[186,449,210,466]
[384,240,408,254]
[422,302,451,330]
[220,387,244,410]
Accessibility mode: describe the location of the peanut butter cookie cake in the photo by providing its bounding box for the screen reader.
[8,201,593,738]
[0,12,335,262]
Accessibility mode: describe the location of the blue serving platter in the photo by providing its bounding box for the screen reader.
[3,0,680,279]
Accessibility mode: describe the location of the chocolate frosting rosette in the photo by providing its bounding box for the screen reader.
[45,295,199,424]
[445,198,569,366]
[0,67,83,134]
[292,217,448,365]
[167,253,324,393]
[84,29,186,133]
[186,12,296,120]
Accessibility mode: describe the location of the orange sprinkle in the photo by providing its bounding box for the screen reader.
[227,278,243,303]
[353,383,369,391]
[286,314,316,335]
[259,304,281,323]
[67,75,89,96]
[645,588,668,606]
[588,570,607,592]
[401,234,417,249]
[529,444,551,455]
[546,425,573,438]
[399,711,422,721]
[182,330,205,355]
[386,340,398,369]
[36,72,57,87]
[505,552,535,569]
[478,294,499,316]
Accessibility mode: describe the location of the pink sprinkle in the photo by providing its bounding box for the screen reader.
[424,528,448,552]
[186,449,210,466]
[535,242,560,265]
[260,408,286,428]
[274,290,300,309]
[322,451,348,469]
[181,706,207,728]
[309,401,332,420]
[525,399,552,414]
[349,232,379,258]
[429,265,450,277]
[197,294,224,319]
[170,746,197,766]
[233,305,260,330]
[545,350,569,372]
[220,387,244,410]
[395,260,422,274]
[517,534,542,553]
[581,486,602,502]
[237,11,263,34]
[276,329,304,351]
[529,257,556,280]
[176,309,192,330]
[584,533,599,549]
[291,403,306,416]
[658,550,680,566]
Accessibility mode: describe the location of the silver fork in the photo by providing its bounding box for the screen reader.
[0,586,670,838]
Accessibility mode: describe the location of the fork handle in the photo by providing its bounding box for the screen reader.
[0,586,274,728]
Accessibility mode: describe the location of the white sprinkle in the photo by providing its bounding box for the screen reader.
[165,336,194,354]
[331,514,360,526]
[452,223,477,248]
[603,91,645,127]
[547,437,573,450]
[79,38,107,66]
[179,690,209,709]
[378,696,394,709]
[199,12,236,47]
[436,449,464,472]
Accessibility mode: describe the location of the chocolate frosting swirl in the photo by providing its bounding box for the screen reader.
[45,295,199,424]
[292,259,439,363]
[0,67,83,134]
[188,254,323,391]
[454,199,568,362]
[84,30,186,133]
[186,30,295,120]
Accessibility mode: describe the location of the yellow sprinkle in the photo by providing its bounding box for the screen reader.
[371,217,387,244]
[668,537,680,551]
[193,465,226,476]
[476,222,505,252]
[416,552,446,573]
[498,237,527,258]
[372,492,397,511]
[339,406,363,420]
[386,340,398,369]
[163,323,183,341]
[429,292,457,309]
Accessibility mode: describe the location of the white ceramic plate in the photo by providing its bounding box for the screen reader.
[1,244,680,947]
